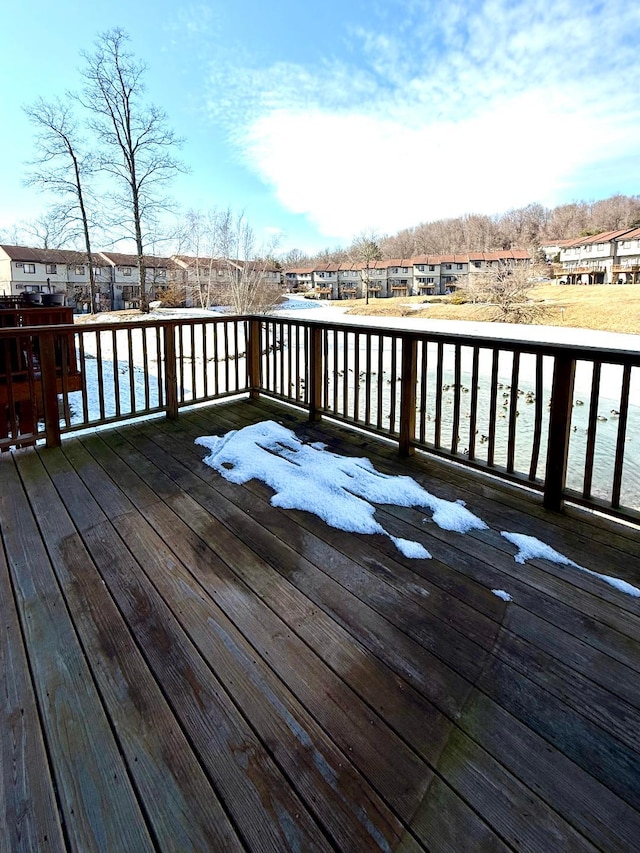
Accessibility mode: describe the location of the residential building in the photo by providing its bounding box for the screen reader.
[612,228,640,284]
[0,245,111,309]
[284,250,532,299]
[99,253,185,309]
[554,229,635,284]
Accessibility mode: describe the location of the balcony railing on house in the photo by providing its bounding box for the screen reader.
[1,314,639,521]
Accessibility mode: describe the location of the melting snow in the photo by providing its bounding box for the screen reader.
[492,589,512,602]
[501,531,640,598]
[196,420,487,558]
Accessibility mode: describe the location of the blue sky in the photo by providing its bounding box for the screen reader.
[1,0,639,255]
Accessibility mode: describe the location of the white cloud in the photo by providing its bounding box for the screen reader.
[206,0,640,241]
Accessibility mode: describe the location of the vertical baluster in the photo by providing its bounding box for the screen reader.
[376,335,384,430]
[389,336,398,433]
[487,349,499,467]
[451,344,461,454]
[40,330,61,447]
[544,352,576,511]
[365,333,372,427]
[399,334,417,456]
[142,326,150,410]
[418,340,428,445]
[434,342,444,448]
[507,351,520,473]
[223,321,230,393]
[612,363,632,509]
[127,327,136,414]
[353,332,360,422]
[191,323,197,400]
[583,360,601,499]
[468,347,480,460]
[96,330,105,421]
[529,353,544,481]
[164,322,178,419]
[109,328,119,417]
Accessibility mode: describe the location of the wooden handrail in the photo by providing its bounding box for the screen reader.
[1,314,639,522]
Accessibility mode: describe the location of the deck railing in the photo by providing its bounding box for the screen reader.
[1,314,639,521]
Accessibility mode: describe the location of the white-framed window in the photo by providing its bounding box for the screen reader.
[75,265,85,274]
[24,263,36,274]
[93,267,101,276]
[122,267,132,275]
[45,263,57,274]
[444,263,452,270]
[456,263,463,270]
[156,268,167,278]
[473,261,481,268]
[429,265,435,271]
[427,277,434,283]
[416,264,425,272]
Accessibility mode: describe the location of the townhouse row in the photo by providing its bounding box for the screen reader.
[284,250,532,299]
[0,246,282,310]
[544,227,640,284]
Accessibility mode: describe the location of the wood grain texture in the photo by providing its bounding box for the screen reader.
[1,395,639,852]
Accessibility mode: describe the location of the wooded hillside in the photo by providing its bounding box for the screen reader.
[294,194,640,266]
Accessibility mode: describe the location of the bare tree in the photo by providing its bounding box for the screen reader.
[79,28,184,309]
[350,232,382,305]
[468,260,547,323]
[217,210,282,314]
[23,97,98,310]
[175,208,225,309]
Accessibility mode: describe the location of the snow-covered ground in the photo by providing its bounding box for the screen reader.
[274,293,640,351]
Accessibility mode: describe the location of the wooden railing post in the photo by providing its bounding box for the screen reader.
[544,352,576,511]
[399,334,417,457]
[248,319,261,399]
[308,326,323,422]
[40,329,62,448]
[163,323,179,420]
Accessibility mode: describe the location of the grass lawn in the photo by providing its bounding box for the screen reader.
[338,284,640,335]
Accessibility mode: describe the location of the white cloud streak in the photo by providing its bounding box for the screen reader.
[205,0,640,240]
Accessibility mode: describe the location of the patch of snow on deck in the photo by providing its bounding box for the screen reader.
[196,420,487,558]
[491,589,512,602]
[501,531,640,598]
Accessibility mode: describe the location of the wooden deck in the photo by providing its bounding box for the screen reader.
[2,397,640,852]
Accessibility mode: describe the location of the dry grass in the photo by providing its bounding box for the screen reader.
[340,284,640,335]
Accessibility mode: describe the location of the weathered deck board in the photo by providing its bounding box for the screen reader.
[1,396,639,852]
[117,404,636,843]
[12,448,244,853]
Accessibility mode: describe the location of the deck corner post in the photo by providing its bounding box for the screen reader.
[308,325,323,422]
[248,318,262,400]
[40,329,62,448]
[544,352,576,511]
[163,322,179,420]
[399,334,418,457]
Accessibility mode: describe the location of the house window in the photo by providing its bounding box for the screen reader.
[429,265,435,271]
[456,263,463,270]
[417,277,426,284]
[93,267,101,276]
[122,267,132,276]
[156,269,166,278]
[473,261,481,268]
[24,263,36,274]
[444,263,452,270]
[400,279,407,285]
[45,263,57,274]
[75,265,85,275]
[427,277,434,283]
[416,265,425,272]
